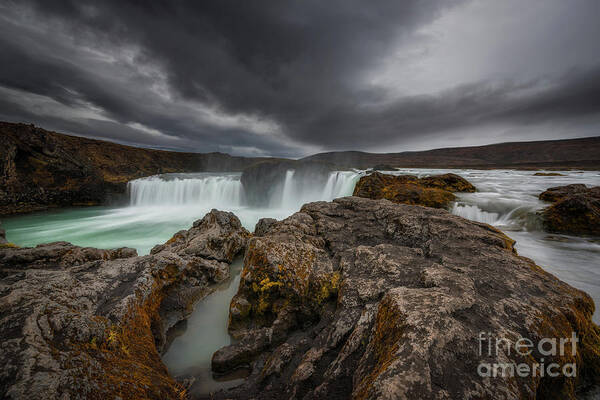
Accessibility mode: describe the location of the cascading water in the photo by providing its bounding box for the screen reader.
[128,173,244,207]
[451,203,501,225]
[276,170,297,209]
[267,170,363,210]
[128,170,361,211]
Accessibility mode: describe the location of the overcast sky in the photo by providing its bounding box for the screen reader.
[1,0,599,157]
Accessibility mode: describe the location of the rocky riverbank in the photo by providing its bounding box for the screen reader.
[539,184,600,235]
[352,172,476,208]
[1,199,599,399]
[212,197,600,400]
[0,210,249,399]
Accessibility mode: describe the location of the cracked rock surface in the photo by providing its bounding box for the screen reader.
[0,209,249,400]
[213,196,600,400]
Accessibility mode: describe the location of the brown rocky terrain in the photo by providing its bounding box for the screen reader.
[352,172,476,208]
[212,197,600,400]
[539,184,600,235]
[0,210,250,399]
[0,122,274,215]
[302,136,600,170]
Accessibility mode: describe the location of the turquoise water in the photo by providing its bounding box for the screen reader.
[2,205,292,255]
[162,258,247,396]
[2,171,361,255]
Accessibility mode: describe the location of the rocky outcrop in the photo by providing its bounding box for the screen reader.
[0,122,272,215]
[212,197,600,400]
[254,218,277,237]
[241,160,335,206]
[0,210,250,399]
[352,172,475,208]
[539,185,600,235]
[539,184,597,203]
[419,173,477,192]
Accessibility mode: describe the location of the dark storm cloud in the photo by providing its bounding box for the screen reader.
[0,0,599,156]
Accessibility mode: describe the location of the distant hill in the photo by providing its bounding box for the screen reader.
[0,122,276,214]
[302,137,600,169]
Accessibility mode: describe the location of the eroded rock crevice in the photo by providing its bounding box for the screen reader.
[0,210,250,399]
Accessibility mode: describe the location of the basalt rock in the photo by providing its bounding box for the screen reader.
[212,197,600,400]
[539,185,600,236]
[352,172,475,209]
[539,184,598,203]
[254,218,278,237]
[0,209,250,400]
[419,172,477,192]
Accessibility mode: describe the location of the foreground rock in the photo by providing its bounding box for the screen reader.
[353,172,476,208]
[539,184,600,235]
[0,210,249,399]
[213,197,600,400]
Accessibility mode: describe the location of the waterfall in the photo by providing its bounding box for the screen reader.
[128,170,362,211]
[323,171,363,199]
[451,203,501,225]
[279,170,297,209]
[128,173,244,207]
[451,199,543,231]
[268,170,362,210]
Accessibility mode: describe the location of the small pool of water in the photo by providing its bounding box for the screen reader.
[161,258,246,396]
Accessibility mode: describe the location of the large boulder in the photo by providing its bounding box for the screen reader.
[539,185,600,235]
[212,197,600,400]
[352,172,475,209]
[419,172,477,192]
[539,184,593,203]
[0,210,250,399]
